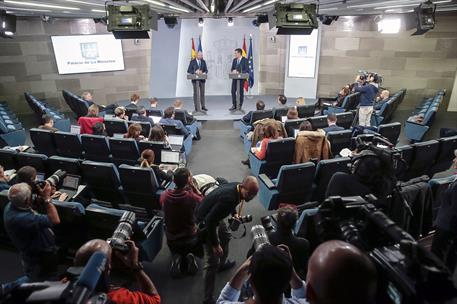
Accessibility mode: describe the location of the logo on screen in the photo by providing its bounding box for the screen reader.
[80,42,99,59]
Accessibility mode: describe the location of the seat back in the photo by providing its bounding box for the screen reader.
[250,110,273,125]
[128,121,151,138]
[335,112,354,129]
[276,163,316,204]
[265,138,296,163]
[409,140,440,179]
[430,136,457,175]
[85,203,126,240]
[161,124,182,136]
[308,116,328,130]
[342,92,360,111]
[146,109,163,117]
[81,161,124,207]
[313,157,351,201]
[174,110,188,125]
[51,201,86,252]
[125,108,137,120]
[297,105,315,118]
[53,131,83,159]
[48,156,82,177]
[378,122,401,145]
[395,145,414,181]
[138,141,167,164]
[429,176,456,220]
[62,90,89,118]
[108,138,140,166]
[284,118,306,137]
[16,152,48,176]
[119,164,161,214]
[0,149,18,170]
[29,128,57,157]
[273,107,289,121]
[104,119,128,137]
[326,130,353,157]
[81,134,111,162]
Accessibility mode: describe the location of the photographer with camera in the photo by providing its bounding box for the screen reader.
[160,168,204,278]
[3,182,60,281]
[217,244,306,304]
[196,176,259,304]
[353,73,379,127]
[306,240,377,304]
[74,239,161,304]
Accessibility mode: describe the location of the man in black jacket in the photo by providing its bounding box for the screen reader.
[187,51,208,112]
[230,48,248,111]
[196,176,259,304]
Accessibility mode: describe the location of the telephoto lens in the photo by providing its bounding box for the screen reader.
[108,211,136,253]
[46,169,67,187]
[251,225,270,252]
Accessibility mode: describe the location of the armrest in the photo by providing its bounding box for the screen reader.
[317,97,337,103]
[404,120,425,127]
[259,173,276,190]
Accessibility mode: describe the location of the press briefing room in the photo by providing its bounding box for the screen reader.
[0,0,457,303]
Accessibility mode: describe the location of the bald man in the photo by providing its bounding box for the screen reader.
[306,240,377,304]
[187,51,208,112]
[196,176,259,304]
[74,239,161,304]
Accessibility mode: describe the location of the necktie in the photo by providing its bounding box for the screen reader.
[237,58,240,65]
[197,60,200,68]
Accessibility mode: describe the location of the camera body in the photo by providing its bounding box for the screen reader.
[228,214,253,231]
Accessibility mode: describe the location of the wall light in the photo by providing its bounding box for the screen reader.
[378,18,401,34]
[227,17,234,26]
[198,17,204,27]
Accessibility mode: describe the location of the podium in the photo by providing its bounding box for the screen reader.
[229,72,249,114]
[187,73,207,115]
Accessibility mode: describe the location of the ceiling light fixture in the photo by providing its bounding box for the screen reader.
[168,5,190,13]
[143,0,166,7]
[61,0,105,7]
[227,17,234,26]
[91,9,106,13]
[378,18,401,33]
[198,17,204,27]
[374,3,421,9]
[433,0,452,3]
[0,6,51,12]
[243,0,278,13]
[4,0,80,10]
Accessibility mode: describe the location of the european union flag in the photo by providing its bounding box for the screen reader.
[247,37,254,89]
[198,36,203,52]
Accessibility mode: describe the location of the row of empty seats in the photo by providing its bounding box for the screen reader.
[24,92,71,132]
[372,88,407,126]
[0,102,26,148]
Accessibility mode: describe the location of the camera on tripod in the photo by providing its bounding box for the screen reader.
[228,214,253,231]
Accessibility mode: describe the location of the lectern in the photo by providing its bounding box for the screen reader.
[187,73,207,115]
[229,72,249,114]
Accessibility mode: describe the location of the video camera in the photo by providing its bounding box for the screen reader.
[358,70,383,85]
[296,196,457,304]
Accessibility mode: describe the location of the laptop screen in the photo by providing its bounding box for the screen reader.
[168,135,184,146]
[113,133,124,139]
[62,175,80,190]
[150,116,161,124]
[161,150,180,164]
[70,125,81,134]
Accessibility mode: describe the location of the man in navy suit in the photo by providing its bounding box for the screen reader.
[187,51,208,113]
[323,113,344,134]
[230,48,248,111]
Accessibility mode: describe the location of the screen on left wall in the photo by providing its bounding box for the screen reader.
[51,34,125,75]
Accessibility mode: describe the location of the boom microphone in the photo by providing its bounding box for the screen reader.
[70,251,107,304]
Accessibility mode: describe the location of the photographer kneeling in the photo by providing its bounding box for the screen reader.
[3,182,60,281]
[196,176,259,304]
[74,239,160,304]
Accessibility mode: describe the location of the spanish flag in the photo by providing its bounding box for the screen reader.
[191,38,197,59]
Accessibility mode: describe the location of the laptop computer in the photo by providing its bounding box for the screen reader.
[168,135,184,152]
[150,116,162,124]
[58,174,81,199]
[113,133,124,139]
[159,150,181,172]
[70,125,81,135]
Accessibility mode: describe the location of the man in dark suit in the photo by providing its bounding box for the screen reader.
[230,48,248,111]
[187,51,208,112]
[323,113,344,134]
[131,106,155,126]
[242,100,265,124]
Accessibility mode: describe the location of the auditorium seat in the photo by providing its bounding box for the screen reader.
[239,109,274,139]
[25,92,71,132]
[273,107,289,121]
[125,108,137,120]
[429,176,455,220]
[138,141,168,164]
[81,161,124,208]
[326,130,353,157]
[109,138,140,166]
[324,92,359,114]
[312,157,351,201]
[118,164,163,217]
[104,119,128,137]
[51,200,86,254]
[48,156,82,177]
[408,140,440,179]
[160,124,192,156]
[284,118,307,137]
[395,145,414,181]
[30,128,58,157]
[0,190,9,239]
[0,149,18,170]
[429,136,457,176]
[258,163,315,210]
[248,138,295,178]
[128,121,151,138]
[146,109,163,117]
[308,115,328,130]
[378,122,401,145]
[335,111,355,129]
[297,104,315,118]
[85,203,126,240]
[16,152,48,176]
[54,131,84,159]
[81,134,111,162]
[62,90,90,118]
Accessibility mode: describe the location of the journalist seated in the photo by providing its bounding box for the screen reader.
[3,182,60,281]
[131,106,155,126]
[38,114,58,132]
[126,93,140,111]
[150,97,159,108]
[374,90,390,111]
[160,168,204,277]
[251,124,280,161]
[242,100,266,124]
[0,165,11,191]
[160,107,190,137]
[174,99,196,124]
[114,106,127,120]
[217,244,306,304]
[78,104,104,135]
[82,91,118,114]
[306,240,377,304]
[294,121,330,164]
[74,239,161,304]
[124,123,144,141]
[322,113,344,134]
[149,124,168,142]
[139,149,172,185]
[92,122,107,136]
[286,107,299,120]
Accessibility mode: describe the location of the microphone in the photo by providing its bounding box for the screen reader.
[70,251,107,304]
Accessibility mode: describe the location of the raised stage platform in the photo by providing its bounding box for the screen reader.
[118,95,316,121]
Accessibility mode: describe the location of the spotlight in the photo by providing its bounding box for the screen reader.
[318,15,338,26]
[227,17,234,27]
[412,1,436,35]
[198,17,204,27]
[164,16,178,29]
[252,14,268,27]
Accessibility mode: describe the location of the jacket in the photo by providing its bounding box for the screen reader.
[187,59,208,83]
[77,116,104,135]
[294,129,330,163]
[250,118,287,148]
